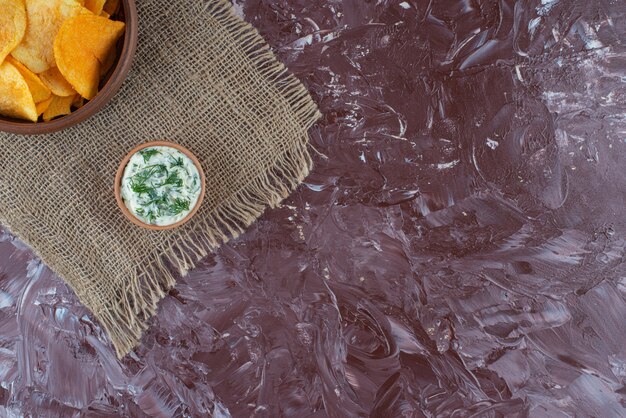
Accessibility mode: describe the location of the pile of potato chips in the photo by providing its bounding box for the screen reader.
[0,0,125,122]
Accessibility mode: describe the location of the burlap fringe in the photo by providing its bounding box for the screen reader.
[100,0,321,358]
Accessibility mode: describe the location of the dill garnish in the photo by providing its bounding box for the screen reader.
[135,164,167,182]
[129,178,154,195]
[146,210,157,224]
[130,164,167,190]
[169,198,190,215]
[170,157,185,168]
[147,192,167,207]
[162,171,183,188]
[139,149,160,163]
[129,164,167,196]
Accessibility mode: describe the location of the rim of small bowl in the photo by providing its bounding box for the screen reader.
[114,141,207,231]
[0,0,138,135]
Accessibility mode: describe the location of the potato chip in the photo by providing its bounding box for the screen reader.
[100,46,118,77]
[10,0,91,74]
[42,94,74,121]
[0,60,38,122]
[100,11,110,18]
[0,0,27,64]
[54,14,125,99]
[85,0,105,14]
[6,56,51,103]
[36,96,53,115]
[39,67,76,97]
[72,94,85,109]
[102,0,119,15]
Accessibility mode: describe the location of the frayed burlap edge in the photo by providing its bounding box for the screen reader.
[94,0,321,358]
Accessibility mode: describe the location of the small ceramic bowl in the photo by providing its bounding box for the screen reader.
[0,0,138,135]
[114,141,206,231]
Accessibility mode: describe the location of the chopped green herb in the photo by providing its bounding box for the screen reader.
[162,172,183,188]
[146,188,159,200]
[143,164,167,179]
[139,149,160,163]
[132,164,167,185]
[169,198,190,215]
[147,192,168,207]
[129,179,154,195]
[146,210,157,224]
[170,157,185,168]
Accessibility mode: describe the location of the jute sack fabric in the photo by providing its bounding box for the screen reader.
[0,0,320,357]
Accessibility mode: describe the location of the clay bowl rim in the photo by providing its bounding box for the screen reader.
[0,0,138,135]
[114,141,207,231]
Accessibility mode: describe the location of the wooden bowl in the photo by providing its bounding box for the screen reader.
[114,141,206,231]
[0,0,138,135]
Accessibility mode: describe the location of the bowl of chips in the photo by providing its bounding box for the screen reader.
[0,0,137,135]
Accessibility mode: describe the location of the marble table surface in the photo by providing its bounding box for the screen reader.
[1,0,625,416]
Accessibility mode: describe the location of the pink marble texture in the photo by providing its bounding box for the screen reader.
[1,0,625,416]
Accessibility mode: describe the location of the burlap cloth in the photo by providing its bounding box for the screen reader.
[0,0,320,357]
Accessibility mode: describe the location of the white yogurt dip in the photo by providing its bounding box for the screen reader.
[120,146,202,226]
